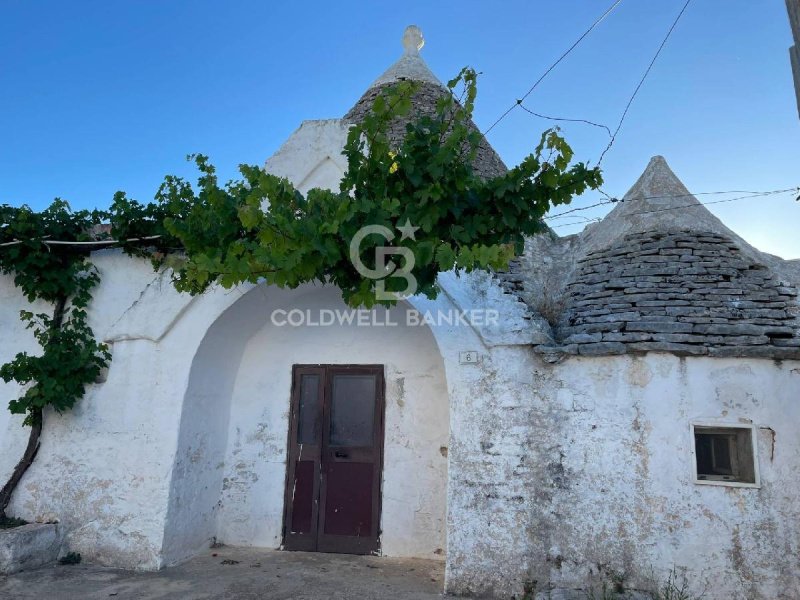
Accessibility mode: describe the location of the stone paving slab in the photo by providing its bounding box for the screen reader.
[0,546,449,600]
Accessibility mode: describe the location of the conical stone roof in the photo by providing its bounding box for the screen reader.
[578,156,752,254]
[507,156,800,360]
[343,25,507,180]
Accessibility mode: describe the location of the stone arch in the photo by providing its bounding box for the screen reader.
[296,156,345,194]
[160,286,269,564]
[161,283,455,564]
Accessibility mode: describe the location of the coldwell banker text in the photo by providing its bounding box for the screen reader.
[270,308,500,327]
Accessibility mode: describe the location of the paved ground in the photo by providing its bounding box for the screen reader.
[0,546,449,600]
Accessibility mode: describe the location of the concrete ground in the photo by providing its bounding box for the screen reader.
[0,546,449,600]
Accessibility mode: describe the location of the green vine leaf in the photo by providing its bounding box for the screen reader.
[0,66,601,429]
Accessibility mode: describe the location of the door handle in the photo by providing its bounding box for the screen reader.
[335,451,349,458]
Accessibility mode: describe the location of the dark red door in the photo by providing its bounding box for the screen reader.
[283,365,385,554]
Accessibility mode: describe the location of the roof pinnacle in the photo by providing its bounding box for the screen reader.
[402,25,424,56]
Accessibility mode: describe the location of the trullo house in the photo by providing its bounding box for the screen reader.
[1,25,798,600]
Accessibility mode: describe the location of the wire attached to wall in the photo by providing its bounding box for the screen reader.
[0,235,162,249]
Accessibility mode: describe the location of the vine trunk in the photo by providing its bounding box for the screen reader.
[0,295,66,519]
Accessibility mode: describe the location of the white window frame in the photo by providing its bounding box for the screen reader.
[690,421,760,489]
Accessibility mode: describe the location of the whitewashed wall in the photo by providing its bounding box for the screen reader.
[160,286,268,565]
[446,350,800,600]
[0,244,534,572]
[199,285,451,558]
[1,117,798,600]
[0,252,188,569]
[0,251,269,568]
[0,277,50,492]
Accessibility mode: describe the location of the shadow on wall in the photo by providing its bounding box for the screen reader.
[160,287,270,565]
[159,283,452,565]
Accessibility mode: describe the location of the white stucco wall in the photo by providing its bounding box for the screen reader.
[200,285,450,559]
[152,267,529,569]
[547,355,800,600]
[0,119,516,569]
[3,251,799,599]
[0,253,270,567]
[263,119,350,196]
[0,252,191,569]
[1,103,797,600]
[446,350,800,600]
[160,286,269,565]
[0,261,470,568]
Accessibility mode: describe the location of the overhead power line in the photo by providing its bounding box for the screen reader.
[546,200,618,220]
[551,218,603,230]
[518,104,612,138]
[623,188,796,218]
[544,187,799,225]
[484,0,624,135]
[597,0,693,165]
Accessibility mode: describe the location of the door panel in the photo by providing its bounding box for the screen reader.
[282,367,324,551]
[296,373,321,444]
[329,375,376,446]
[321,462,374,536]
[290,459,316,533]
[283,365,384,555]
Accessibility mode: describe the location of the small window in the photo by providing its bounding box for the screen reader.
[692,424,758,487]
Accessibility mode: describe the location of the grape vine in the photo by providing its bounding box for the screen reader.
[0,68,602,519]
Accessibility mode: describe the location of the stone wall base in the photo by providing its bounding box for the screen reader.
[0,523,62,575]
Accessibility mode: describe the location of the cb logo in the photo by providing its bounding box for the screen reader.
[349,225,417,301]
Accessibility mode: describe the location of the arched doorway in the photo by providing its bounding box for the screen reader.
[161,284,450,564]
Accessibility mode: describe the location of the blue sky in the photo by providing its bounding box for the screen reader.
[1,1,798,258]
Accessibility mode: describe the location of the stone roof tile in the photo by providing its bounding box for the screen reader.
[533,228,800,360]
[497,156,800,361]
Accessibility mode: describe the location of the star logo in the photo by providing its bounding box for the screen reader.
[396,219,419,241]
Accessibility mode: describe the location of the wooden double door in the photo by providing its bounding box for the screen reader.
[282,365,385,554]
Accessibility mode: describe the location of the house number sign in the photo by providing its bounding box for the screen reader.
[459,351,479,364]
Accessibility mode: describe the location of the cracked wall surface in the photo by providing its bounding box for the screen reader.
[204,285,451,559]
[1,101,799,600]
[445,350,800,599]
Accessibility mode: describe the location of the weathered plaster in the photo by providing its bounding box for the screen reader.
[0,253,269,569]
[0,281,49,487]
[160,286,268,565]
[4,250,798,597]
[201,285,450,559]
[0,40,798,600]
[445,350,800,599]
